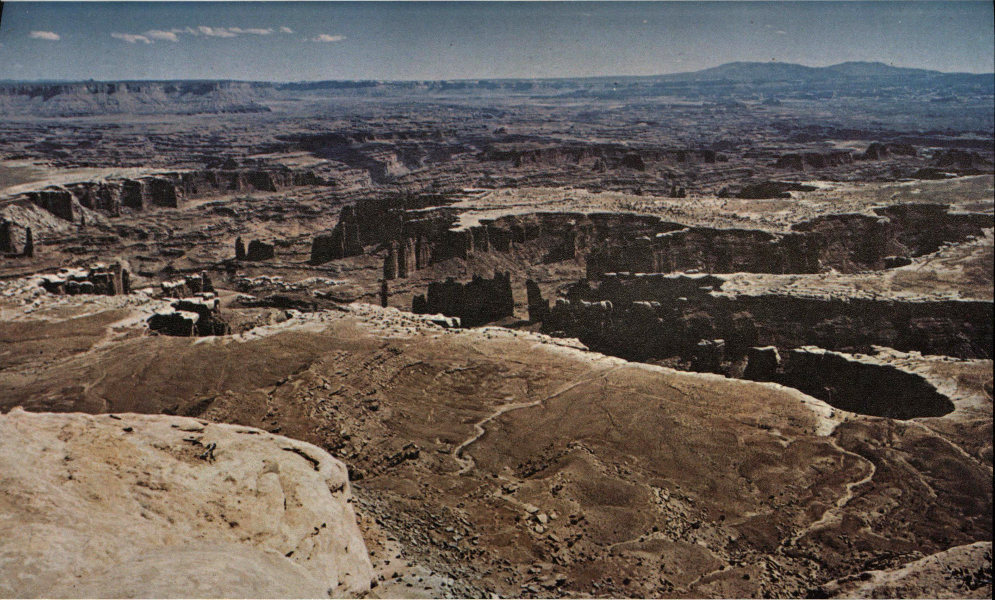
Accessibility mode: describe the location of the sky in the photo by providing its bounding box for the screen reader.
[0,1,993,82]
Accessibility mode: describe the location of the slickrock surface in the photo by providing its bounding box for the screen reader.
[0,408,373,598]
[822,541,993,599]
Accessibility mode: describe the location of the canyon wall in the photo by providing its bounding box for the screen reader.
[589,204,992,276]
[313,193,991,285]
[13,167,325,223]
[544,273,993,361]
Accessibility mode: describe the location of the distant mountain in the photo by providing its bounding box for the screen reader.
[655,61,992,84]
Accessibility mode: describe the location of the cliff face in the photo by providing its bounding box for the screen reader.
[309,193,456,264]
[586,226,821,277]
[588,205,992,277]
[0,409,372,598]
[412,272,515,327]
[484,144,718,170]
[774,150,855,170]
[13,168,324,222]
[544,272,993,362]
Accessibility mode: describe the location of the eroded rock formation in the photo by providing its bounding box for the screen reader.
[412,272,514,327]
[246,239,276,262]
[148,295,230,337]
[161,272,215,298]
[40,262,130,296]
[526,279,550,323]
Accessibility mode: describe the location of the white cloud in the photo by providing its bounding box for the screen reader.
[776,30,788,35]
[197,26,238,37]
[279,26,294,34]
[112,32,152,44]
[311,34,346,43]
[113,25,284,43]
[29,30,61,41]
[146,29,179,42]
[229,27,273,35]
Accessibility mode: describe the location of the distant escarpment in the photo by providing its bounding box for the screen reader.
[0,81,272,117]
[9,167,325,222]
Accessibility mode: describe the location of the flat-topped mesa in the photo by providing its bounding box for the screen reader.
[14,168,326,222]
[587,204,993,278]
[160,271,215,299]
[148,294,230,337]
[39,262,131,296]
[545,272,993,362]
[382,211,671,280]
[412,271,515,327]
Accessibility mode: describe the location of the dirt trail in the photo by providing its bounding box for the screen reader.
[453,366,619,475]
[785,432,877,547]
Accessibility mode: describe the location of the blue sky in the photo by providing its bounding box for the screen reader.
[1,2,993,81]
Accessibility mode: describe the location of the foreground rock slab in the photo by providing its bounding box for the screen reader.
[0,408,373,598]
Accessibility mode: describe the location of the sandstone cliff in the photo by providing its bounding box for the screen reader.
[0,408,373,598]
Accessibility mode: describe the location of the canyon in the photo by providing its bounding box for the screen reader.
[0,60,992,599]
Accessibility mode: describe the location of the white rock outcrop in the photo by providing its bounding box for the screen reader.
[0,408,373,598]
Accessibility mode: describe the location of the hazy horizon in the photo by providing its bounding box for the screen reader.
[1,2,993,82]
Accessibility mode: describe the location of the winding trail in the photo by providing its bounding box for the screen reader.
[453,366,619,475]
[785,433,877,547]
